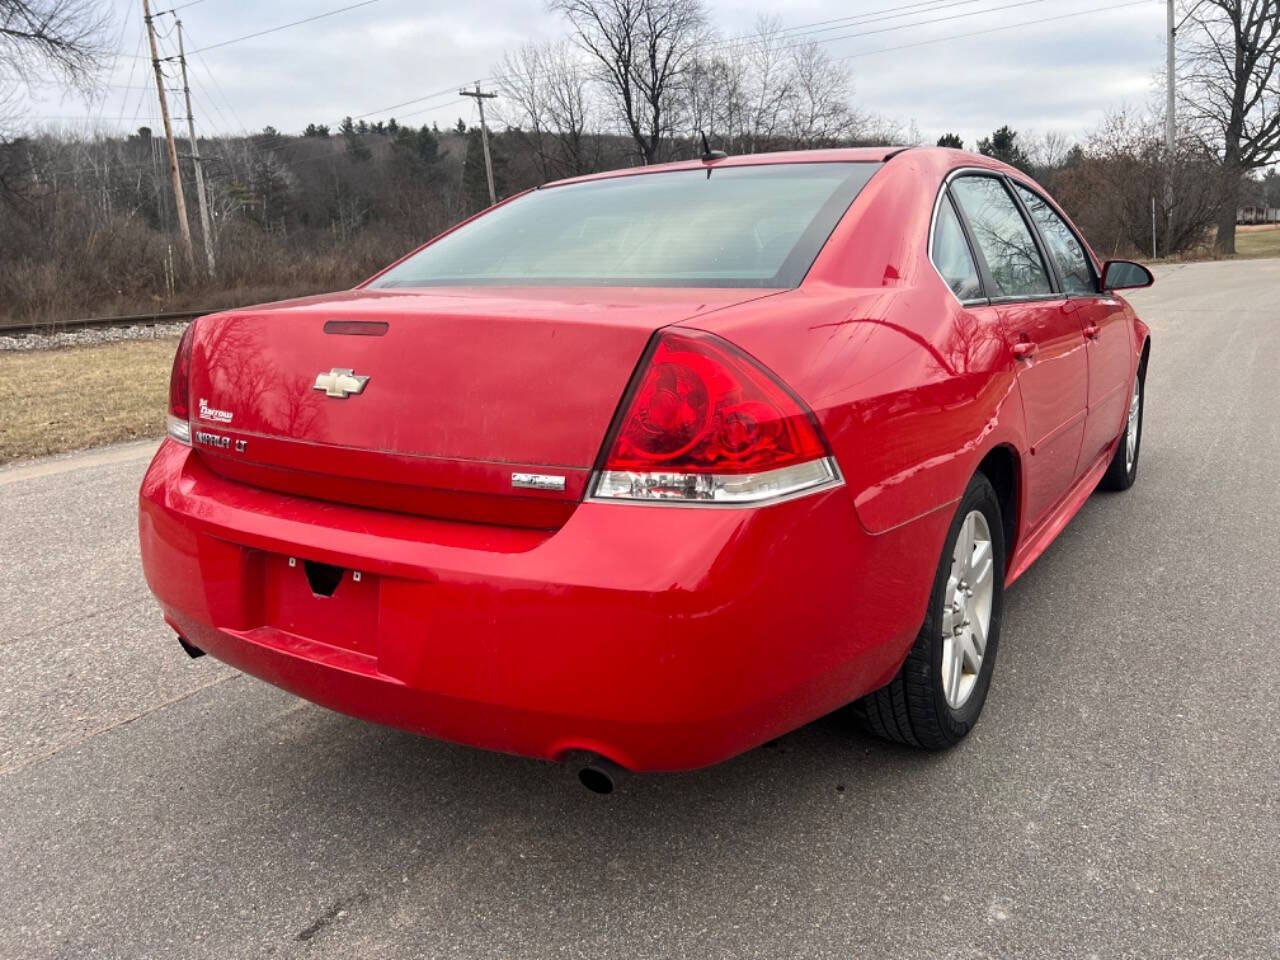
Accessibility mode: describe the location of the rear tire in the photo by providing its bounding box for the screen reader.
[1098,367,1144,492]
[854,472,1005,750]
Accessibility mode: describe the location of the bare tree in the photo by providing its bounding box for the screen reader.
[689,16,793,153]
[1026,130,1072,170]
[550,0,708,165]
[1,0,110,208]
[743,18,794,151]
[685,18,863,155]
[684,32,751,152]
[497,39,599,180]
[1176,0,1280,252]
[786,40,857,147]
[682,50,728,148]
[1,0,110,91]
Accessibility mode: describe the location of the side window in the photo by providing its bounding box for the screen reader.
[950,176,1052,299]
[931,194,984,302]
[1013,184,1096,296]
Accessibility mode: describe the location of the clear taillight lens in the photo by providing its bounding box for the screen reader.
[591,331,839,504]
[167,324,194,444]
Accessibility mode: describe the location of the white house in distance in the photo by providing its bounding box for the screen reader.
[1238,206,1280,225]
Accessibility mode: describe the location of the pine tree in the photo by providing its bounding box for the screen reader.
[392,125,440,166]
[937,133,963,149]
[977,126,1031,173]
[415,125,439,164]
[340,115,370,162]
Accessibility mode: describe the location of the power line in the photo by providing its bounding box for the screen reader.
[105,0,1154,141]
[433,0,1150,115]
[769,0,1076,52]
[340,0,1074,132]
[701,0,993,54]
[178,23,252,132]
[120,0,964,61]
[89,2,138,127]
[353,85,461,121]
[834,0,1158,62]
[29,0,1159,164]
[176,0,386,56]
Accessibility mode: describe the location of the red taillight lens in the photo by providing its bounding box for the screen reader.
[604,331,827,474]
[167,325,194,444]
[593,331,837,504]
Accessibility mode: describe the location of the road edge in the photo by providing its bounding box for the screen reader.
[0,437,162,487]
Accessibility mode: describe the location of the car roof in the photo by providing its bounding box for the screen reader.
[542,146,912,189]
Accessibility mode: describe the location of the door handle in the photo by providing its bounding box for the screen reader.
[1012,341,1038,360]
[1083,324,1101,340]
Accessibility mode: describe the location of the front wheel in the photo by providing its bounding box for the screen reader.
[1098,369,1143,491]
[853,472,1005,750]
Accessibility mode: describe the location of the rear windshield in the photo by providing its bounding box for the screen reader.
[370,162,882,290]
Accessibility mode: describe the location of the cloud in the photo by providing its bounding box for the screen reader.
[16,0,1167,144]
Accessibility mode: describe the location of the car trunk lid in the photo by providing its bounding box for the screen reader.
[185,286,780,528]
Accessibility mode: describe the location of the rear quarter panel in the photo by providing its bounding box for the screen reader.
[684,153,1028,542]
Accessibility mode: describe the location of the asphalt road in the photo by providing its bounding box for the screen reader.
[1,259,1277,960]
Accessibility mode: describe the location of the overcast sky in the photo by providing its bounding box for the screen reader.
[18,0,1171,149]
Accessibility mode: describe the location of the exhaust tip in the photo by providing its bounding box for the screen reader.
[561,750,624,794]
[177,635,205,659]
[578,765,615,795]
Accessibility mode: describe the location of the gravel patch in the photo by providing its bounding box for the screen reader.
[0,321,188,352]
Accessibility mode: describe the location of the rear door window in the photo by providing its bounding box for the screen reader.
[931,194,984,302]
[950,176,1052,299]
[1013,184,1096,296]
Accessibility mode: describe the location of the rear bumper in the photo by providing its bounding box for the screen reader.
[139,440,945,771]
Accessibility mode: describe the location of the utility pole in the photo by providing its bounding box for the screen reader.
[177,20,216,278]
[1166,0,1177,155]
[459,83,498,206]
[143,0,194,269]
[1152,196,1159,260]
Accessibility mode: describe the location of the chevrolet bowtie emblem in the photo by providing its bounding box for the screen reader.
[313,368,370,398]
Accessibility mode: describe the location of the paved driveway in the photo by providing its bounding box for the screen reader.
[1,258,1277,959]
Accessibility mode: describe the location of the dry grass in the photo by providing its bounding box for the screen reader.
[0,337,179,464]
[1142,224,1280,266]
[1235,224,1280,260]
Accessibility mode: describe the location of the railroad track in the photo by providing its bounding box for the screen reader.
[0,308,210,337]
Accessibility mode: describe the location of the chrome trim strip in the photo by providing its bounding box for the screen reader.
[512,472,567,492]
[928,165,1065,308]
[987,293,1062,304]
[928,173,994,309]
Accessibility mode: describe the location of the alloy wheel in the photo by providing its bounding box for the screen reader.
[940,510,994,709]
[1125,378,1141,471]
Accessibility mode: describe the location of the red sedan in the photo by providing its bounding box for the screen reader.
[139,147,1152,788]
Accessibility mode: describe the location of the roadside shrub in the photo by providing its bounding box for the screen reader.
[1045,109,1221,259]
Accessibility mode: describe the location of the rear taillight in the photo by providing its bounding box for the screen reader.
[591,331,839,504]
[167,324,194,444]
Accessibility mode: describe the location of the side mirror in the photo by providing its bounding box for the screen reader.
[1101,260,1154,292]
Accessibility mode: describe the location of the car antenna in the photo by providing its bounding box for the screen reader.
[700,131,728,163]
